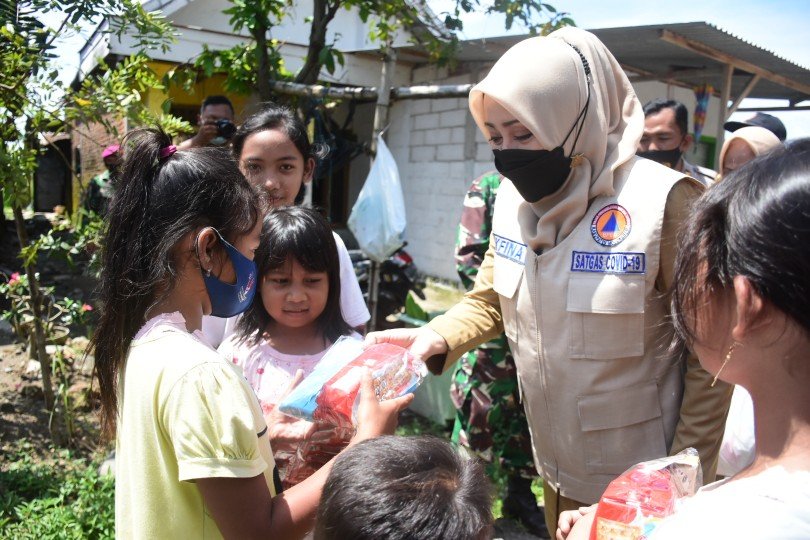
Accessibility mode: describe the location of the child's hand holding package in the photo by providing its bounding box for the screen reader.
[279,337,426,428]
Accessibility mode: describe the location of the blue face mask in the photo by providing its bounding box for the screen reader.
[199,229,257,318]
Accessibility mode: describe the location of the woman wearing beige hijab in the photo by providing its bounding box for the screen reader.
[719,125,781,179]
[367,27,731,530]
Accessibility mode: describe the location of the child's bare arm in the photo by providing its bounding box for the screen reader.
[197,372,413,539]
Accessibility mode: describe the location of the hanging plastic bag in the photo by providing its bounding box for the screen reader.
[348,137,406,263]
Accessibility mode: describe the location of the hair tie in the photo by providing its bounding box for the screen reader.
[159,145,177,159]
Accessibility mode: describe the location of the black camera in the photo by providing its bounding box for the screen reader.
[215,119,236,139]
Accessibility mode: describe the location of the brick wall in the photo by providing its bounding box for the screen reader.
[70,115,127,211]
[387,69,495,282]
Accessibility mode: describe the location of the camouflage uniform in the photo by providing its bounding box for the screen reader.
[83,170,115,216]
[450,172,534,475]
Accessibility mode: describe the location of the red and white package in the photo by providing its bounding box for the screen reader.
[282,424,354,488]
[590,448,702,540]
[313,343,426,428]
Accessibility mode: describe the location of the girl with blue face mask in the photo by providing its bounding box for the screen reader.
[91,128,412,539]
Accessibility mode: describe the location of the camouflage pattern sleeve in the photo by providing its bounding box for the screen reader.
[455,172,503,290]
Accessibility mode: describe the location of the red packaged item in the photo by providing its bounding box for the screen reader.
[590,448,702,540]
[282,424,354,488]
[313,343,426,429]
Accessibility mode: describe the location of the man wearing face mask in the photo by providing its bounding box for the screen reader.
[637,99,716,187]
[177,95,237,150]
[83,144,122,216]
[367,29,732,533]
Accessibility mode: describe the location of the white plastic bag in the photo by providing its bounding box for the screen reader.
[717,385,756,476]
[348,137,406,263]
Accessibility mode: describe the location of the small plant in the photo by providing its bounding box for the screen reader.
[0,272,93,344]
[0,442,114,539]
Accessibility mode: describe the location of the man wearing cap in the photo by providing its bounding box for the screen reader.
[724,111,787,142]
[638,98,716,187]
[177,95,236,150]
[83,144,121,216]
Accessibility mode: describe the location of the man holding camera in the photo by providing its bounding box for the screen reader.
[177,95,237,150]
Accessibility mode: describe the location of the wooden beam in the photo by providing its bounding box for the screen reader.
[737,105,810,111]
[391,84,472,100]
[621,63,696,92]
[268,80,378,101]
[715,63,734,170]
[267,79,472,102]
[659,29,810,97]
[728,74,761,116]
[629,66,724,83]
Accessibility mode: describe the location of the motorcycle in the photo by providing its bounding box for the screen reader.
[349,244,425,329]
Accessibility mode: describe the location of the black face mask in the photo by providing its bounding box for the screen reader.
[637,147,683,169]
[493,147,573,203]
[492,43,592,204]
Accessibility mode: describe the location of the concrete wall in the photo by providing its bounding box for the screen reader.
[385,65,495,282]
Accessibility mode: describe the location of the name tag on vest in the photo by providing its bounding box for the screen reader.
[493,234,527,265]
[570,251,646,274]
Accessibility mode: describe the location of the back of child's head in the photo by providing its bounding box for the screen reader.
[314,435,493,540]
[673,137,810,345]
[237,205,351,343]
[92,127,261,437]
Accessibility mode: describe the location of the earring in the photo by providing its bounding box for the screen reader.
[711,341,739,387]
[204,267,212,277]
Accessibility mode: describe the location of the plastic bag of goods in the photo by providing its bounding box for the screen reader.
[278,336,366,422]
[313,343,427,428]
[590,448,702,540]
[282,423,355,489]
[278,337,426,427]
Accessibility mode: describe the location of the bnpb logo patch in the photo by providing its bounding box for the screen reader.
[591,204,631,247]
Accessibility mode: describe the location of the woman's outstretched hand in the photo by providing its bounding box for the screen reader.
[364,327,449,362]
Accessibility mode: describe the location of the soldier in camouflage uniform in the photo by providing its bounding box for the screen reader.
[451,172,548,537]
[83,144,121,216]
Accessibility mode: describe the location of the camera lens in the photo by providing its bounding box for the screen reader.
[216,119,236,139]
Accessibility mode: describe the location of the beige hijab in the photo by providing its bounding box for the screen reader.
[719,126,781,176]
[469,27,644,251]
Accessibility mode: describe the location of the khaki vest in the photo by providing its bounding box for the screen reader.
[492,156,688,503]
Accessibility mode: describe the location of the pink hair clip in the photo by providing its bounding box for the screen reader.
[159,144,177,159]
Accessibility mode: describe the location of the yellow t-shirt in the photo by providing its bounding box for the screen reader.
[115,313,278,539]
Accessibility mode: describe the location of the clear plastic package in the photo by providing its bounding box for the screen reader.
[313,342,427,428]
[590,448,702,540]
[276,338,425,487]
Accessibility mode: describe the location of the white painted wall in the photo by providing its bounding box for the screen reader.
[385,65,496,282]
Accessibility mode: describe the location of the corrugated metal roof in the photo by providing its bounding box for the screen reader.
[397,22,810,105]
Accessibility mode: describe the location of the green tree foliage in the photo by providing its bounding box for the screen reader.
[0,0,184,426]
[182,0,573,100]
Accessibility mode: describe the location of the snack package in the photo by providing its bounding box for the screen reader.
[313,343,427,428]
[278,336,365,421]
[278,337,426,427]
[282,424,354,488]
[590,448,702,540]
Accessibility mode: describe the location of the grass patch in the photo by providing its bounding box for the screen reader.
[0,440,114,539]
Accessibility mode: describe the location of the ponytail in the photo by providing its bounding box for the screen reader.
[91,128,260,437]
